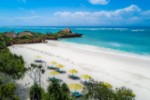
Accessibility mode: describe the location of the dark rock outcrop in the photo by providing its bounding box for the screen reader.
[46,37,58,40]
[59,33,82,38]
[56,28,83,38]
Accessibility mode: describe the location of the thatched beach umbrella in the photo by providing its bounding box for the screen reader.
[34,55,43,64]
[35,55,42,59]
[81,74,91,80]
[69,69,78,75]
[49,71,59,77]
[50,61,57,65]
[56,64,64,68]
[68,83,83,91]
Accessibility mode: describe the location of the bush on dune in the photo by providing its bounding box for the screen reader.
[81,80,136,100]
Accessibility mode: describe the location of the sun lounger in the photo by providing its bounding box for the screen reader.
[72,91,82,97]
[47,66,58,70]
[48,77,62,82]
[80,80,92,86]
[55,69,66,73]
[69,75,80,80]
[34,59,44,63]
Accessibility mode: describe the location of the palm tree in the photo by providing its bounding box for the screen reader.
[47,80,62,99]
[47,80,73,100]
[30,83,43,100]
[60,83,71,100]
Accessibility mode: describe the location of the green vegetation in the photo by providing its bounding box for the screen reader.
[0,36,26,100]
[81,80,136,100]
[0,31,46,45]
[56,30,71,37]
[0,83,16,99]
[29,63,73,100]
[30,80,74,100]
[46,80,72,100]
[55,28,82,38]
[0,48,26,80]
[28,79,136,100]
[30,83,45,100]
[82,81,115,99]
[0,28,82,45]
[115,86,136,100]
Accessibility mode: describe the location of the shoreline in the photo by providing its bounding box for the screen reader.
[9,40,150,100]
[59,40,150,57]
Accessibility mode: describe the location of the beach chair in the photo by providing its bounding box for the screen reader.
[48,77,62,82]
[80,80,92,86]
[47,66,58,70]
[55,69,66,73]
[72,91,82,98]
[34,59,44,63]
[69,75,80,80]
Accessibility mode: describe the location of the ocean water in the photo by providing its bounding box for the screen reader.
[0,26,150,55]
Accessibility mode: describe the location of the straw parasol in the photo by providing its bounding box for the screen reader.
[50,61,57,65]
[68,83,83,91]
[56,64,64,68]
[35,55,42,59]
[69,69,78,74]
[49,71,59,77]
[81,74,91,80]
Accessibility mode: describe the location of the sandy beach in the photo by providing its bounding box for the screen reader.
[9,40,150,100]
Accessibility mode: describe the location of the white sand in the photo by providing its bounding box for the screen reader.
[9,40,150,100]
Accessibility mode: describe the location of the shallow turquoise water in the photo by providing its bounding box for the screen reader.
[0,26,150,55]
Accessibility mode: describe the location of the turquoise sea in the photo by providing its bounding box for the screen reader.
[0,26,150,55]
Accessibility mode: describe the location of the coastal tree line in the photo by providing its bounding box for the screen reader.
[0,28,82,46]
[0,30,135,100]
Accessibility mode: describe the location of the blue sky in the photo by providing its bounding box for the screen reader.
[0,0,150,26]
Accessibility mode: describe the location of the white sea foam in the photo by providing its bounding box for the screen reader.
[109,42,122,47]
[74,28,128,31]
[131,29,145,32]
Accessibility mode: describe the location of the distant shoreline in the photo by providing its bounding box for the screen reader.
[1,26,150,55]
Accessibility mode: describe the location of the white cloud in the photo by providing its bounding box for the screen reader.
[14,16,42,20]
[0,5,150,26]
[89,0,109,5]
[53,5,142,25]
[54,5,140,18]
[54,12,71,17]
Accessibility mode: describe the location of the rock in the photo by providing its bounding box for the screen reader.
[59,33,83,38]
[63,28,72,33]
[56,28,83,38]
